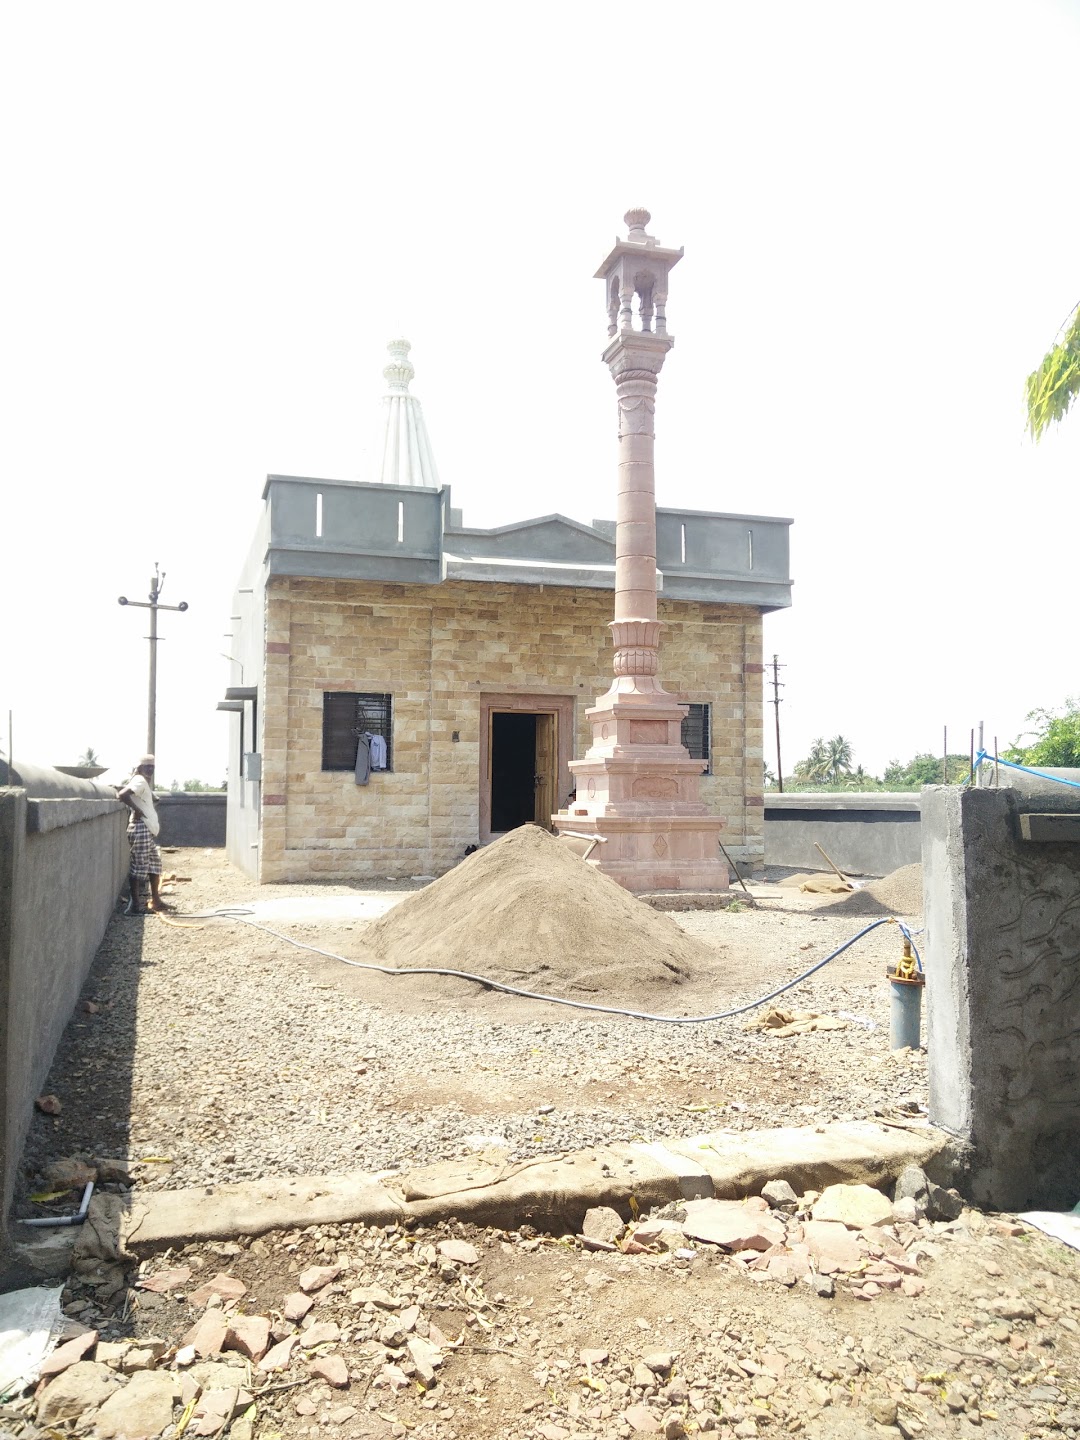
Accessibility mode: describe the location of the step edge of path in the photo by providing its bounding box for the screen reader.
[76,1121,951,1257]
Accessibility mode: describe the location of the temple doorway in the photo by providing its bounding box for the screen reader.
[479,693,575,843]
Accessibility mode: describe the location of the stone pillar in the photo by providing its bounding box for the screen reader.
[923,784,1080,1209]
[553,211,727,894]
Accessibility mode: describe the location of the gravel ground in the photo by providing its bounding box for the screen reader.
[18,850,928,1203]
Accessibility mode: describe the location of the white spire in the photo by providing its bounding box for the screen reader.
[375,339,440,488]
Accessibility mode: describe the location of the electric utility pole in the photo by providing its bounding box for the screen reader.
[770,654,785,792]
[118,564,189,757]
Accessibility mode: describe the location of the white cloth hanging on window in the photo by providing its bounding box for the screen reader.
[368,734,388,770]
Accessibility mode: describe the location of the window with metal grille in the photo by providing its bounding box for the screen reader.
[322,692,393,772]
[681,702,711,773]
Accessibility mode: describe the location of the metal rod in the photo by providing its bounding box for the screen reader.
[718,838,753,899]
[970,728,975,786]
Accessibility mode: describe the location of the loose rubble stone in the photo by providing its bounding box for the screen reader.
[681,1198,786,1251]
[36,1361,122,1424]
[309,1352,349,1387]
[94,1369,180,1439]
[283,1289,314,1321]
[581,1205,626,1244]
[299,1263,341,1292]
[811,1182,894,1230]
[761,1178,799,1212]
[188,1270,247,1306]
[226,1314,271,1361]
[184,1309,229,1357]
[39,1329,98,1377]
[802,1219,863,1273]
[925,1181,965,1221]
[624,1403,662,1433]
[300,1320,341,1348]
[437,1237,479,1264]
[259,1334,297,1371]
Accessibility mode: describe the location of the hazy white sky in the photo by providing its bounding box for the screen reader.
[2,0,1077,787]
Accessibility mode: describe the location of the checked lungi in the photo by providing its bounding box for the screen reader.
[128,819,162,879]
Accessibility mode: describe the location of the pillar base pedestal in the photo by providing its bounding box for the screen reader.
[553,812,729,894]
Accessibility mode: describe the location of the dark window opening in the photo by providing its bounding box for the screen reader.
[322,692,393,771]
[682,702,711,774]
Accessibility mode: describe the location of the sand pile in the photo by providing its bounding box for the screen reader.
[361,825,719,996]
[831,863,924,917]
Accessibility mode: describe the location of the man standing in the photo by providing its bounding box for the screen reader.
[116,755,169,914]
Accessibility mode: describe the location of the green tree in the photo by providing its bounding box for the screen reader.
[1005,699,1080,769]
[77,746,101,766]
[1026,300,1080,441]
[794,738,830,784]
[825,734,854,783]
[883,753,970,788]
[182,778,208,792]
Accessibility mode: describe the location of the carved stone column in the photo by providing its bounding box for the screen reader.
[552,210,728,894]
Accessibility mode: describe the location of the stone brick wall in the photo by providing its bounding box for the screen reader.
[259,577,763,881]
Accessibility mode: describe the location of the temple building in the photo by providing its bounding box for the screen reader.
[221,228,792,883]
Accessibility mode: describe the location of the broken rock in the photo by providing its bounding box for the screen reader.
[309,1352,349,1387]
[811,1183,893,1230]
[94,1370,180,1439]
[761,1179,798,1213]
[802,1220,863,1274]
[226,1315,271,1362]
[581,1206,626,1245]
[437,1238,479,1264]
[298,1263,341,1293]
[259,1334,297,1372]
[39,1330,99,1377]
[680,1198,786,1252]
[188,1271,247,1306]
[283,1290,314,1322]
[36,1361,122,1425]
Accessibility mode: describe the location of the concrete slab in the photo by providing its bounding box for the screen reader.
[86,1122,951,1256]
[664,1121,946,1197]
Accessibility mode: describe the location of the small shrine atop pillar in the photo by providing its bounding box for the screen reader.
[595,208,684,338]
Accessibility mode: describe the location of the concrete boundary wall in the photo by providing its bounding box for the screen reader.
[156,792,226,848]
[923,784,1080,1210]
[0,788,127,1222]
[765,793,921,875]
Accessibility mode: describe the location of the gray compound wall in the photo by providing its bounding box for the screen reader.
[923,784,1080,1210]
[0,776,127,1221]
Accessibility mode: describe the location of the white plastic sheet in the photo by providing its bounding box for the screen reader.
[1019,1211,1080,1252]
[0,1285,63,1401]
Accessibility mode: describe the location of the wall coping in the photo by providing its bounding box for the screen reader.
[765,792,922,812]
[25,797,126,835]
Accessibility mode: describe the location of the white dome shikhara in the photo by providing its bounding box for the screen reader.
[375,339,440,489]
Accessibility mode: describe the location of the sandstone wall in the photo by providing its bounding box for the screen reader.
[260,577,763,880]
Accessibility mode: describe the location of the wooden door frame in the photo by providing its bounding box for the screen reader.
[479,692,576,844]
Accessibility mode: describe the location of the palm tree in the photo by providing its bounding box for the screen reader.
[795,738,830,784]
[1027,300,1080,441]
[825,734,854,783]
[78,746,101,766]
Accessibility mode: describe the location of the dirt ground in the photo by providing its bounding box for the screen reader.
[17,849,926,1200]
[8,850,1080,1439]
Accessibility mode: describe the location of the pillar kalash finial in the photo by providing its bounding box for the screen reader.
[382,337,415,393]
[598,207,684,337]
